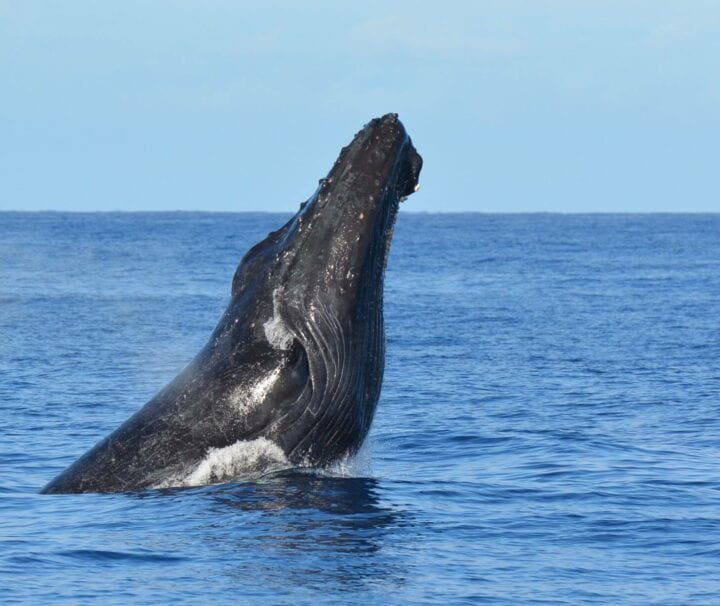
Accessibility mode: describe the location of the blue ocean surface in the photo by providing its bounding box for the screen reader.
[1,212,719,605]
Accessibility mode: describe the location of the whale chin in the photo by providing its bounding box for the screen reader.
[41,114,422,494]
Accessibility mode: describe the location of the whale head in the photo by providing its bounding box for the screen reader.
[224,113,422,465]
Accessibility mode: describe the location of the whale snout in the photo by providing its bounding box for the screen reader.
[399,143,423,198]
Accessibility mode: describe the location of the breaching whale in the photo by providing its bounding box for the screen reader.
[41,113,422,493]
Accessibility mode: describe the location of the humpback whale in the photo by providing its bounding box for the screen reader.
[42,113,422,493]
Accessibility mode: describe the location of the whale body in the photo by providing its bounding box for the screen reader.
[41,114,422,493]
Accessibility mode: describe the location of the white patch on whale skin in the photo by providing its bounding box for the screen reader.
[154,438,289,489]
[263,289,293,350]
[263,315,293,350]
[227,367,281,418]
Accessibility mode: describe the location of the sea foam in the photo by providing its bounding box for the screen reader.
[155,437,289,488]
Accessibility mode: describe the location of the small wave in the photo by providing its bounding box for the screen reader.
[59,549,185,563]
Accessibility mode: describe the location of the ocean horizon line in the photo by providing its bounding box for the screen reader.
[1,209,718,216]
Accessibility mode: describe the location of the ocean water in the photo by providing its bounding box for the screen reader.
[1,212,719,605]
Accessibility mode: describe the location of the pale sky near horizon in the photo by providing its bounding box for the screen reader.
[1,1,719,213]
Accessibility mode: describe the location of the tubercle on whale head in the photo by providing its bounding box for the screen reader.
[316,113,422,201]
[275,113,422,312]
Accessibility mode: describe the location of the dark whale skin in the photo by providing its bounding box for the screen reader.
[41,114,422,493]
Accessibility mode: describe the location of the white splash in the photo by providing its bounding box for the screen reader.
[326,438,374,477]
[155,438,289,489]
[294,438,374,478]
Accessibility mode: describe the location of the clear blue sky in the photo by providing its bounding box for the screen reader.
[1,1,718,212]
